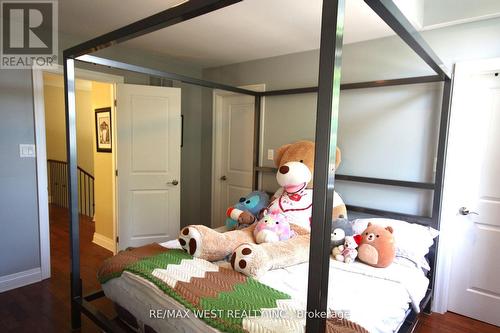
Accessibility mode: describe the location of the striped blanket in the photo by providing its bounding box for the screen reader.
[98,243,368,333]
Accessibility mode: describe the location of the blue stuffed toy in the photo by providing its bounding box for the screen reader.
[225,191,269,230]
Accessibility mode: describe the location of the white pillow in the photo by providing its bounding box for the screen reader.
[351,218,438,270]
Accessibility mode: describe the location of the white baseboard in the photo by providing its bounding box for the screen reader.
[92,232,116,253]
[0,267,42,293]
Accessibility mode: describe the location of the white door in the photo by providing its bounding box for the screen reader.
[213,93,255,227]
[446,70,500,326]
[116,84,181,250]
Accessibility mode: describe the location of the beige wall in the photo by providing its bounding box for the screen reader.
[91,82,115,243]
[43,73,94,174]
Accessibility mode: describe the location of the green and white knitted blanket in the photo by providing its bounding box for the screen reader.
[98,243,368,333]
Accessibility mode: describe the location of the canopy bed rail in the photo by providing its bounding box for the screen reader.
[255,166,436,190]
[260,75,443,96]
[63,0,452,332]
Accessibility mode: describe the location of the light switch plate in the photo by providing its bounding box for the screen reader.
[267,149,274,160]
[19,144,36,158]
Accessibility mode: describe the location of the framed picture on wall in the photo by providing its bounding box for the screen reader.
[95,107,112,153]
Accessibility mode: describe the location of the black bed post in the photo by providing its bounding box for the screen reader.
[431,77,453,228]
[306,0,345,332]
[63,56,82,329]
[426,76,453,313]
[252,95,262,190]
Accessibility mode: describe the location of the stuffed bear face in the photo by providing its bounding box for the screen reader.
[361,223,394,245]
[358,222,395,268]
[274,141,341,189]
[344,236,358,249]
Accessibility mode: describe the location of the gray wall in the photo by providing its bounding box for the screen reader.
[202,17,500,218]
[0,70,41,276]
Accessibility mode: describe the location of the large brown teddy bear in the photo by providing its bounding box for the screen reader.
[178,140,347,277]
[357,223,396,268]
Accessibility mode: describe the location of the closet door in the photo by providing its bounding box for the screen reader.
[213,93,255,227]
[116,84,181,250]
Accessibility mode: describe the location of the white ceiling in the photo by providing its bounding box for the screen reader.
[60,0,395,67]
[59,0,500,68]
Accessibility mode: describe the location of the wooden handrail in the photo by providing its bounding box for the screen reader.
[47,159,94,180]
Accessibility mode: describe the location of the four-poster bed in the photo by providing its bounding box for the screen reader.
[62,0,453,332]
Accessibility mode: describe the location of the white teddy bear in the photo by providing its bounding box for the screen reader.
[332,235,359,264]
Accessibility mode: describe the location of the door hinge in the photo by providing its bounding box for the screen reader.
[116,236,119,243]
[115,169,118,176]
[114,99,117,107]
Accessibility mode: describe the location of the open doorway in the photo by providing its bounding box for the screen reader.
[33,67,123,280]
[34,67,184,280]
[43,71,116,252]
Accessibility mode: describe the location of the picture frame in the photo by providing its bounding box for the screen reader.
[95,107,112,153]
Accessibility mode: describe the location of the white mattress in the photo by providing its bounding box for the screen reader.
[102,239,429,333]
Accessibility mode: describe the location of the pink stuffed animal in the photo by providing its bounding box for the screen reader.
[253,209,295,244]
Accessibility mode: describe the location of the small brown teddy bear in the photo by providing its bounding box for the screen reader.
[357,223,396,268]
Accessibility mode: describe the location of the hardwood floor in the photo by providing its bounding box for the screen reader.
[416,312,499,333]
[0,204,498,332]
[0,205,114,332]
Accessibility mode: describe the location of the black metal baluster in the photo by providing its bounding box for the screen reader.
[79,172,82,215]
[87,175,90,217]
[53,162,57,206]
[60,162,63,207]
[65,162,68,208]
[57,162,60,206]
[64,163,67,208]
[83,173,87,217]
[91,177,94,218]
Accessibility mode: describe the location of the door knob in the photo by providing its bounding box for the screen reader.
[167,180,179,186]
[458,207,478,216]
[220,175,227,181]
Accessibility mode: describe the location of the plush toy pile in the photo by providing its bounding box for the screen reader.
[330,220,396,268]
[178,140,347,277]
[332,235,360,264]
[330,218,355,249]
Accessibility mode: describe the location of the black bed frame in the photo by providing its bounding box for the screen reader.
[62,0,453,332]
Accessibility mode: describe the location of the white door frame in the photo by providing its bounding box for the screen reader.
[211,84,265,227]
[433,57,500,313]
[33,65,124,280]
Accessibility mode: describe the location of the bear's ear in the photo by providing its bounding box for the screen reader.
[335,147,342,169]
[385,226,394,234]
[274,144,292,167]
[367,222,372,227]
